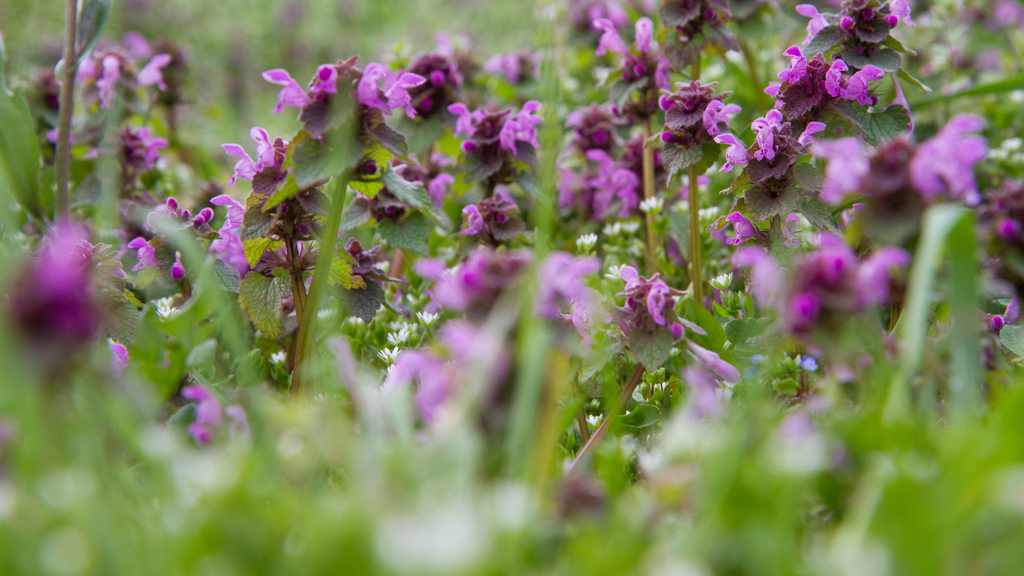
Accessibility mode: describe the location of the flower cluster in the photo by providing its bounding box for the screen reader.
[460,187,526,244]
[734,236,909,334]
[659,80,738,150]
[449,101,542,185]
[797,1,915,59]
[77,46,173,109]
[180,386,249,445]
[658,0,739,70]
[593,16,671,120]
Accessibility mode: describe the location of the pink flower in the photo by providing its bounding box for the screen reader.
[813,137,869,204]
[309,64,338,95]
[122,32,153,59]
[96,55,122,109]
[856,247,910,305]
[825,60,848,97]
[909,114,987,205]
[655,58,672,91]
[383,350,453,425]
[538,252,601,320]
[137,54,172,91]
[594,18,628,56]
[725,212,758,245]
[715,133,750,172]
[221,127,277,187]
[751,110,783,162]
[798,122,827,147]
[109,341,129,375]
[647,281,670,325]
[461,205,485,236]
[171,251,186,281]
[783,214,802,247]
[261,69,313,113]
[889,0,916,27]
[703,100,741,137]
[778,46,808,84]
[634,17,654,53]
[427,174,454,207]
[795,4,830,46]
[127,237,159,272]
[357,64,426,119]
[182,386,223,445]
[732,247,784,305]
[688,342,741,385]
[840,65,884,106]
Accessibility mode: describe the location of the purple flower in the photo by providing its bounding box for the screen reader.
[825,60,848,98]
[224,405,250,439]
[798,122,826,147]
[634,17,654,54]
[715,133,749,172]
[419,249,532,311]
[137,54,172,91]
[357,63,427,119]
[856,247,910,305]
[563,296,604,345]
[537,252,600,320]
[840,65,884,106]
[127,237,159,272]
[702,100,741,137]
[788,292,821,332]
[171,251,186,281]
[783,213,802,247]
[725,212,758,245]
[778,46,808,84]
[383,350,453,425]
[122,32,153,59]
[585,149,639,218]
[751,110,783,161]
[889,0,916,27]
[732,247,784,305]
[593,18,628,55]
[309,64,338,95]
[109,341,129,375]
[614,266,687,337]
[262,69,313,113]
[688,342,741,385]
[813,137,869,204]
[96,55,122,109]
[181,386,223,445]
[909,114,987,205]
[209,195,249,276]
[221,127,277,187]
[795,4,829,45]
[655,58,672,91]
[427,173,454,206]
[461,205,485,236]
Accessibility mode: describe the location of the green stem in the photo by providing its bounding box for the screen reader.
[641,117,658,274]
[688,163,704,307]
[292,174,351,399]
[55,0,78,218]
[739,40,767,111]
[565,363,644,476]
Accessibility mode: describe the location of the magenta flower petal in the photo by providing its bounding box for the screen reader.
[137,53,172,90]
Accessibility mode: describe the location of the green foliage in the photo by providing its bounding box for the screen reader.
[238,272,290,338]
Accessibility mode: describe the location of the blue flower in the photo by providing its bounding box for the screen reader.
[800,356,819,372]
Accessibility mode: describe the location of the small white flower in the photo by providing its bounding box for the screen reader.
[576,233,598,251]
[154,297,178,319]
[1002,138,1023,151]
[374,261,390,273]
[639,196,665,214]
[585,414,602,427]
[270,351,286,365]
[605,263,624,281]
[621,221,641,234]
[710,272,733,291]
[416,311,439,327]
[699,206,720,221]
[387,325,415,346]
[1010,90,1024,104]
[602,222,622,236]
[378,347,402,365]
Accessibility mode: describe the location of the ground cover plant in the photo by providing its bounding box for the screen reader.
[1,0,1024,573]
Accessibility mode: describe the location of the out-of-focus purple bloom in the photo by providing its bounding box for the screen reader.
[688,342,741,385]
[783,214,802,247]
[813,137,869,204]
[732,247,784,306]
[789,292,821,332]
[427,173,454,206]
[358,63,427,119]
[461,205,485,236]
[538,252,600,320]
[262,69,313,113]
[683,366,724,420]
[840,65,884,106]
[224,405,250,439]
[122,32,153,59]
[585,149,639,218]
[137,54,172,91]
[655,58,672,91]
[309,64,338,95]
[725,212,758,246]
[909,114,987,205]
[594,18,628,55]
[563,295,605,345]
[889,0,916,27]
[795,4,829,45]
[181,386,223,445]
[222,127,277,187]
[171,252,186,281]
[127,237,159,272]
[383,350,453,425]
[418,249,532,312]
[96,55,122,109]
[856,247,910,306]
[634,17,654,53]
[109,341,129,375]
[614,266,688,337]
[715,133,749,172]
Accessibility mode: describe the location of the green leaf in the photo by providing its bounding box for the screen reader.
[338,281,386,324]
[382,167,449,227]
[629,327,675,371]
[723,318,764,345]
[615,404,662,432]
[582,338,624,381]
[349,179,384,198]
[882,35,917,56]
[238,273,290,338]
[912,73,1024,108]
[1000,325,1024,358]
[851,104,911,145]
[235,349,267,388]
[744,182,802,222]
[662,142,704,183]
[328,252,362,289]
[211,259,242,293]
[378,213,433,255]
[263,174,301,212]
[897,68,932,93]
[240,198,275,241]
[75,0,112,63]
[243,238,283,267]
[0,87,41,219]
[338,198,371,230]
[843,48,902,73]
[793,163,824,193]
[806,26,843,56]
[799,196,839,234]
[287,131,347,191]
[683,299,731,360]
[185,339,217,370]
